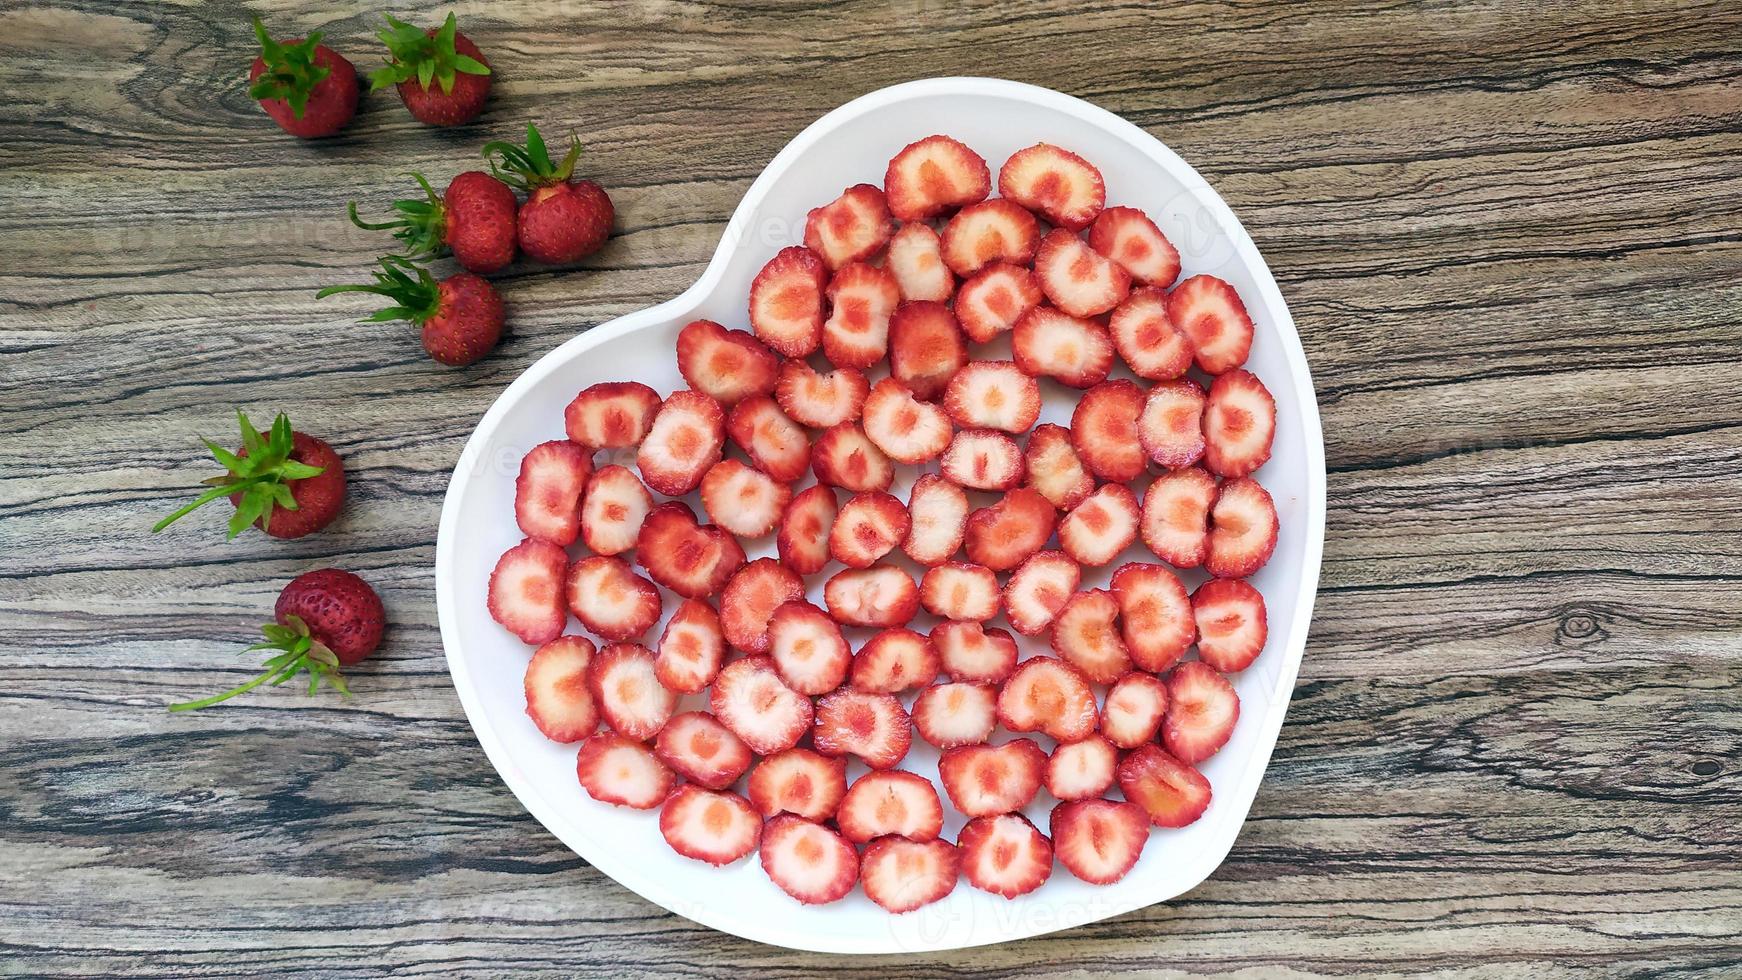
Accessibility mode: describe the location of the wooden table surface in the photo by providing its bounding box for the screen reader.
[3,0,1740,976]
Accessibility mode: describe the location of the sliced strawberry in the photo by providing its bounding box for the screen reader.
[1139,377,1207,470]
[654,598,724,694]
[580,464,652,556]
[488,538,568,645]
[998,142,1105,231]
[860,837,959,914]
[1203,369,1276,478]
[776,484,838,575]
[886,222,955,302]
[813,689,911,769]
[1109,562,1196,673]
[1100,672,1169,749]
[942,361,1041,433]
[861,377,952,464]
[850,627,939,693]
[822,261,901,369]
[524,635,597,743]
[959,813,1053,898]
[1070,379,1146,482]
[675,318,779,407]
[1109,286,1193,381]
[1140,467,1216,568]
[1049,589,1132,683]
[775,360,869,429]
[726,395,811,483]
[919,561,1000,622]
[565,381,661,449]
[575,732,676,809]
[823,564,919,628]
[940,429,1024,491]
[1164,660,1240,763]
[829,492,910,569]
[654,711,753,790]
[698,459,790,539]
[711,655,813,755]
[996,656,1097,741]
[804,183,894,270]
[636,389,725,497]
[760,815,858,905]
[658,785,761,866]
[940,199,1040,276]
[811,421,895,492]
[1206,477,1279,578]
[1193,578,1268,672]
[748,748,847,821]
[1012,306,1114,389]
[1003,550,1081,636]
[884,134,991,222]
[837,769,943,843]
[1033,227,1130,318]
[1058,483,1140,567]
[1023,423,1095,512]
[902,473,968,566]
[888,301,968,401]
[719,558,804,654]
[514,440,592,546]
[1050,798,1149,885]
[766,599,851,695]
[588,642,676,741]
[748,245,828,357]
[1044,735,1118,801]
[1118,743,1212,828]
[930,620,1018,685]
[635,501,746,600]
[954,261,1042,343]
[1088,206,1180,287]
[938,738,1047,817]
[1167,274,1254,375]
[565,555,661,642]
[963,487,1057,572]
[911,681,997,749]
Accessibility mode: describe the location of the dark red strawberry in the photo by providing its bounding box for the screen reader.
[318,256,504,366]
[347,172,519,274]
[486,124,615,264]
[153,411,344,540]
[368,13,492,126]
[248,20,358,139]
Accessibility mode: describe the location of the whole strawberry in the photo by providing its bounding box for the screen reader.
[485,123,615,264]
[349,171,519,274]
[154,411,346,540]
[369,12,491,126]
[318,256,504,366]
[169,568,385,712]
[248,19,359,138]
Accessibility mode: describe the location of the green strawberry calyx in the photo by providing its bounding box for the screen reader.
[153,411,327,539]
[168,615,351,712]
[316,255,443,327]
[368,12,490,94]
[348,173,448,261]
[248,19,332,120]
[483,123,581,193]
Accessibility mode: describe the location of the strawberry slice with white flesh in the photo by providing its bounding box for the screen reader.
[1163,660,1240,763]
[1012,306,1115,389]
[1140,467,1216,568]
[699,458,790,538]
[824,564,920,628]
[1139,377,1207,470]
[1206,477,1279,578]
[888,300,968,401]
[775,360,869,429]
[1192,578,1268,673]
[565,555,661,642]
[1070,379,1147,482]
[1118,743,1212,829]
[748,748,847,821]
[654,711,753,790]
[1024,423,1095,511]
[861,377,952,464]
[565,381,661,450]
[996,656,1097,742]
[911,681,998,749]
[998,142,1105,230]
[849,627,940,694]
[766,599,851,695]
[938,738,1047,817]
[940,428,1024,491]
[488,538,568,645]
[886,222,955,302]
[710,655,813,755]
[654,598,725,694]
[811,421,895,493]
[958,813,1053,898]
[964,487,1057,572]
[524,635,597,743]
[1033,227,1130,318]
[837,769,944,843]
[588,642,676,741]
[1167,274,1255,375]
[580,464,652,556]
[920,562,1000,622]
[636,389,725,497]
[659,785,761,866]
[635,501,745,600]
[902,473,968,566]
[726,394,811,483]
[943,361,1041,433]
[1050,798,1149,886]
[822,261,901,369]
[760,815,859,905]
[861,837,960,914]
[1088,206,1180,287]
[930,620,1018,685]
[1100,671,1169,749]
[719,558,804,655]
[1057,483,1141,567]
[514,439,592,546]
[804,183,894,270]
[776,484,838,575]
[675,318,779,407]
[940,199,1040,277]
[813,689,912,770]
[749,245,828,357]
[1044,735,1119,801]
[1109,286,1193,381]
[884,134,991,222]
[1203,369,1276,478]
[1002,550,1081,636]
[954,262,1042,343]
[575,732,676,809]
[1110,562,1197,673]
[1049,588,1132,683]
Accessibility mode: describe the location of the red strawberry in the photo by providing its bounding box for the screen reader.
[1049,589,1132,683]
[485,124,614,263]
[248,21,358,139]
[514,440,592,546]
[813,689,912,769]
[699,459,790,538]
[811,422,895,492]
[658,785,761,867]
[920,562,1000,622]
[1100,672,1169,749]
[1167,275,1255,375]
[959,813,1053,898]
[1140,466,1216,568]
[1012,306,1114,389]
[776,484,838,575]
[888,301,968,401]
[902,474,968,566]
[850,628,940,693]
[930,621,1019,685]
[1118,744,1212,828]
[822,262,901,369]
[1109,286,1193,381]
[998,142,1105,230]
[369,13,491,126]
[318,256,503,365]
[805,183,894,270]
[677,319,780,407]
[861,377,953,464]
[1003,551,1081,636]
[941,199,1041,276]
[726,395,810,484]
[654,711,754,790]
[1033,228,1130,318]
[938,739,1047,817]
[1088,206,1180,287]
[636,390,725,496]
[565,556,661,642]
[710,655,813,755]
[837,770,943,843]
[1023,423,1095,512]
[748,748,848,821]
[775,361,869,429]
[1045,735,1118,801]
[523,635,597,742]
[575,732,676,809]
[861,837,960,914]
[564,382,661,449]
[749,246,828,357]
[1069,379,1146,482]
[1139,378,1207,470]
[589,643,676,741]
[488,538,568,645]
[1203,369,1277,478]
[964,487,1057,572]
[1206,477,1280,578]
[718,558,805,654]
[580,464,652,556]
[884,135,991,222]
[760,815,858,905]
[1057,483,1140,567]
[766,600,852,695]
[828,492,910,569]
[940,429,1024,491]
[635,502,746,600]
[912,681,998,749]
[1050,798,1149,885]
[653,599,724,694]
[1163,660,1240,763]
[1193,578,1268,673]
[347,171,517,274]
[154,411,345,541]
[996,656,1097,742]
[954,262,1042,343]
[943,361,1041,433]
[886,222,956,302]
[1109,562,1196,673]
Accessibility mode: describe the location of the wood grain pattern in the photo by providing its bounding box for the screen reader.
[2,0,1740,975]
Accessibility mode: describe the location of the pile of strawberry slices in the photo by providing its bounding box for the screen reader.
[486,134,1280,912]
